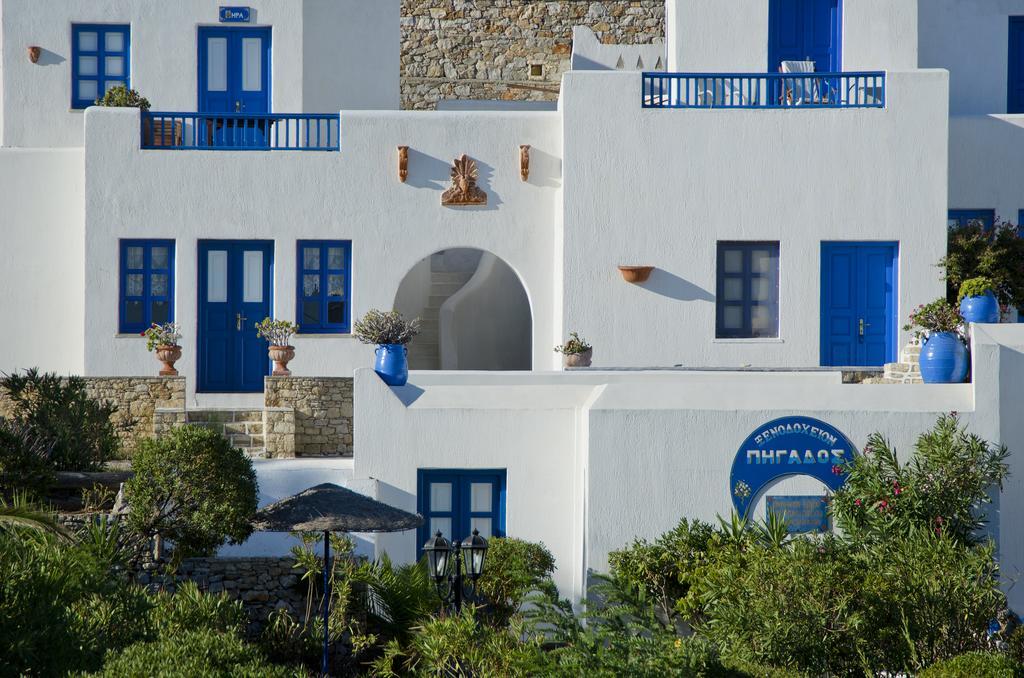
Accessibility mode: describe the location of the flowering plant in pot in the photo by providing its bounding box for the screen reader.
[903,299,967,384]
[555,332,593,368]
[142,322,182,376]
[255,318,299,376]
[353,309,421,386]
[958,277,1000,325]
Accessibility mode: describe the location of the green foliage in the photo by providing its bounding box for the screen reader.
[831,414,1009,544]
[147,581,247,637]
[959,276,998,302]
[1011,626,1024,665]
[353,309,421,345]
[0,368,121,472]
[84,630,303,678]
[917,651,1024,678]
[475,537,556,626]
[354,554,436,643]
[254,318,298,347]
[942,221,1024,307]
[126,425,257,557]
[0,421,54,499]
[94,85,150,110]
[554,331,592,355]
[143,322,182,351]
[903,298,965,340]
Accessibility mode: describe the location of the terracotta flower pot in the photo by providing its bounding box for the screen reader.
[618,265,654,283]
[155,345,182,377]
[269,345,296,377]
[563,348,593,368]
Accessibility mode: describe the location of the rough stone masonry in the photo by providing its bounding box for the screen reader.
[401,0,666,109]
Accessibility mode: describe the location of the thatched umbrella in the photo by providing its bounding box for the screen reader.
[252,483,423,676]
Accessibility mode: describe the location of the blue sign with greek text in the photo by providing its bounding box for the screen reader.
[219,6,251,22]
[766,496,829,533]
[730,416,857,519]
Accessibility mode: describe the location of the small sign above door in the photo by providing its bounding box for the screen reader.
[219,6,251,22]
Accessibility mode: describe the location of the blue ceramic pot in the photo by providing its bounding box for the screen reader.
[960,291,1000,324]
[919,332,968,384]
[374,344,409,386]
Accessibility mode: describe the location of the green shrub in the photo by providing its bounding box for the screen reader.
[85,630,303,678]
[1010,625,1024,665]
[0,369,121,471]
[94,85,150,110]
[942,221,1024,307]
[475,537,556,626]
[959,276,999,301]
[918,651,1023,678]
[0,419,54,499]
[147,582,247,636]
[126,425,258,557]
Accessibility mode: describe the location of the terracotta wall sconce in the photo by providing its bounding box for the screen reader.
[28,46,41,63]
[397,145,409,183]
[519,145,530,181]
[618,265,654,283]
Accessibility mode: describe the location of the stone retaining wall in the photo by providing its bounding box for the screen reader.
[400,0,665,109]
[264,377,353,457]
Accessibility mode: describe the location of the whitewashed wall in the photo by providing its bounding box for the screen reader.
[665,0,918,73]
[559,69,948,369]
[0,149,85,374]
[82,107,561,400]
[355,326,1024,607]
[949,115,1024,221]
[0,0,398,148]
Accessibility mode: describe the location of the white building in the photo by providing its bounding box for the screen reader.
[3,0,1024,606]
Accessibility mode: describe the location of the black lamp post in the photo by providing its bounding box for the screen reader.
[422,529,489,612]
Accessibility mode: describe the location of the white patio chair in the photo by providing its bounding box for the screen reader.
[781,60,816,105]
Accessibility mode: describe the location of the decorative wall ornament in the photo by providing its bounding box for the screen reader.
[618,265,654,283]
[441,154,487,206]
[27,46,41,63]
[519,145,530,181]
[397,145,409,183]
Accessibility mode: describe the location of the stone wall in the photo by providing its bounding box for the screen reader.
[264,377,353,457]
[400,0,665,109]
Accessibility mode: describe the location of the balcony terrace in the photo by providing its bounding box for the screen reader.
[642,72,886,109]
[140,112,340,150]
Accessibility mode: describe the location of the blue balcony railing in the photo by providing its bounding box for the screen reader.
[642,72,886,109]
[141,112,340,150]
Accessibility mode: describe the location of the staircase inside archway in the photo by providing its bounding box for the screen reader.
[406,253,477,370]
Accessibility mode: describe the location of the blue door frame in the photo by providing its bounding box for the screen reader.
[820,242,898,367]
[1009,18,1024,113]
[197,27,272,147]
[416,469,507,558]
[198,240,274,393]
[768,0,842,73]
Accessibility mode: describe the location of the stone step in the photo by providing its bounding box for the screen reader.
[184,409,266,458]
[430,272,473,284]
[430,281,467,296]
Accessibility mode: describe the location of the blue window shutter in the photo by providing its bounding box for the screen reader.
[296,240,352,334]
[119,239,175,333]
[716,242,781,339]
[72,24,131,109]
[947,209,995,231]
[417,469,507,557]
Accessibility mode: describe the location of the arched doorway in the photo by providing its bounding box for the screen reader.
[393,249,532,370]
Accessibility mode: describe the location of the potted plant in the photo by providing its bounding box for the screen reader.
[354,309,421,386]
[143,323,182,377]
[555,332,593,368]
[958,276,1000,325]
[903,299,968,384]
[255,318,299,376]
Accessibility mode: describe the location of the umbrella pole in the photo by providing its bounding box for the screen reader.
[322,529,330,676]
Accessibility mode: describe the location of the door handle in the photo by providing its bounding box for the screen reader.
[858,319,871,338]
[235,101,241,112]
[236,313,247,331]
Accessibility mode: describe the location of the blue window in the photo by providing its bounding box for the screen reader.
[1010,18,1024,113]
[716,242,781,339]
[120,240,174,333]
[947,209,995,230]
[297,241,351,333]
[417,470,506,553]
[72,24,130,109]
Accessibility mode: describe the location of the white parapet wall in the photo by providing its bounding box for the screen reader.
[354,325,1024,607]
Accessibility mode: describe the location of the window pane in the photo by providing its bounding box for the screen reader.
[751,305,777,335]
[723,305,743,330]
[327,301,345,324]
[151,247,169,269]
[751,248,776,274]
[723,278,744,302]
[78,80,98,101]
[125,300,143,324]
[243,250,263,303]
[722,248,743,274]
[151,273,168,297]
[105,80,126,94]
[430,482,452,512]
[303,247,320,270]
[151,301,169,324]
[242,37,262,91]
[470,517,493,539]
[470,482,492,512]
[79,56,98,76]
[78,31,98,51]
[126,246,144,269]
[207,250,228,303]
[303,274,320,298]
[104,56,124,77]
[327,274,345,298]
[104,31,124,52]
[126,274,144,297]
[302,301,320,325]
[207,37,228,92]
[751,277,772,302]
[429,517,452,540]
[327,247,344,269]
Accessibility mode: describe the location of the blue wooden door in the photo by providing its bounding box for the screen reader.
[820,242,897,367]
[198,241,273,392]
[769,0,841,72]
[198,27,271,147]
[1009,18,1024,113]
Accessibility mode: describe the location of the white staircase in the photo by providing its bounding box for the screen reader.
[407,268,474,370]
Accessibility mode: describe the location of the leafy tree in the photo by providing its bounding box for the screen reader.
[475,537,556,626]
[125,425,258,558]
[941,221,1024,308]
